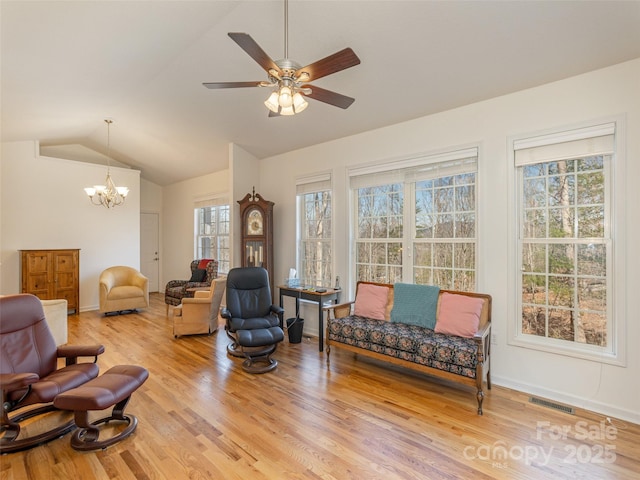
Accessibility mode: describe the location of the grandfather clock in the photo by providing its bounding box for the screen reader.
[238,188,274,295]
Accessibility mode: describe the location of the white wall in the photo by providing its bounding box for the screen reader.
[141,177,163,213]
[0,141,141,310]
[258,59,640,423]
[161,168,229,286]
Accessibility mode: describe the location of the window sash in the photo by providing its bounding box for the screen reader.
[195,203,230,273]
[351,148,478,289]
[297,174,332,287]
[514,123,615,358]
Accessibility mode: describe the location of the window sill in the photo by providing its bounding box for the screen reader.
[508,333,625,367]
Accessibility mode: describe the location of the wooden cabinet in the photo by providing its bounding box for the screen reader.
[20,249,79,314]
[238,191,274,297]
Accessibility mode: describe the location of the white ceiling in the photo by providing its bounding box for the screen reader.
[2,1,639,186]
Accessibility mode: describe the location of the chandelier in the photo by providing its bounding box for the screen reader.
[84,119,129,208]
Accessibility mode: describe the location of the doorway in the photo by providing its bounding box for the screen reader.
[140,213,160,292]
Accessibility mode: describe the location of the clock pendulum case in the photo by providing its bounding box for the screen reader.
[238,189,274,295]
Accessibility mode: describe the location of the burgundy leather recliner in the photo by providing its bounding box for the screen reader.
[0,294,105,453]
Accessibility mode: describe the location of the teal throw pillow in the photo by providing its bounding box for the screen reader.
[390,283,440,329]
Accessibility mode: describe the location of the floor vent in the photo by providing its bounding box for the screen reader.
[529,396,575,414]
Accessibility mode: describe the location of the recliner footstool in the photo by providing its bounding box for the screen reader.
[236,326,284,373]
[53,365,149,451]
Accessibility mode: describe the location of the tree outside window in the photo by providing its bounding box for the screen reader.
[520,156,609,347]
[298,189,332,287]
[351,151,478,290]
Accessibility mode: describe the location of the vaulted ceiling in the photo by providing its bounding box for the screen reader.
[2,1,639,186]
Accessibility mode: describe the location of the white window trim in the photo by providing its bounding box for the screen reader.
[507,117,626,366]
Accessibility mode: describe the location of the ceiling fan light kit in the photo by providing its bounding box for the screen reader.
[203,0,360,116]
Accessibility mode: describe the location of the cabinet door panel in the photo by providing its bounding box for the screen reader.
[26,273,51,297]
[26,253,49,273]
[54,253,76,272]
[56,290,77,308]
[55,271,76,289]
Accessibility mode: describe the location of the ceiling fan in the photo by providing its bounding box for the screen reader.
[203,0,360,116]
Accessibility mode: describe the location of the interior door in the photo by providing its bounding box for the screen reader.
[140,213,160,292]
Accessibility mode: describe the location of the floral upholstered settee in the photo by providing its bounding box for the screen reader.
[326,281,492,414]
[164,259,218,314]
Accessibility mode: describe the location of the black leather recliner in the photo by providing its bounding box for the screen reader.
[221,267,284,373]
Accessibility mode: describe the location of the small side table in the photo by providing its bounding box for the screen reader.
[278,286,340,352]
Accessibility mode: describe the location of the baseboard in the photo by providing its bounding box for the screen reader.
[492,374,639,425]
[79,304,100,313]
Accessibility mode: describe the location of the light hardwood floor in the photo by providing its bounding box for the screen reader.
[2,293,638,479]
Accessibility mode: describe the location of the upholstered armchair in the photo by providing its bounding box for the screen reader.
[172,277,226,338]
[99,266,149,315]
[164,259,218,314]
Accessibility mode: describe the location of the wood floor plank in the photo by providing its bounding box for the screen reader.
[1,293,638,480]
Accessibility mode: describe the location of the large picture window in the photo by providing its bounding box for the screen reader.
[297,174,332,287]
[195,200,230,274]
[350,148,478,290]
[513,123,619,360]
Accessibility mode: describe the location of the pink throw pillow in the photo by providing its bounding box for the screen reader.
[435,293,484,338]
[354,284,389,321]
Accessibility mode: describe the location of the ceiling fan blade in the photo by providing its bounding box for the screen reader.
[228,32,281,74]
[304,85,355,109]
[296,48,360,82]
[203,81,264,89]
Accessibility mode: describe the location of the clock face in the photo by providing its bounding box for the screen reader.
[247,208,264,236]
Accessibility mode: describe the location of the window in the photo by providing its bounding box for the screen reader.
[350,148,478,290]
[297,174,332,287]
[194,200,230,274]
[513,122,620,361]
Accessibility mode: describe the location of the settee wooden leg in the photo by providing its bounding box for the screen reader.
[476,389,484,415]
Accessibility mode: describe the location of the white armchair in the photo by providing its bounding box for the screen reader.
[41,298,68,345]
